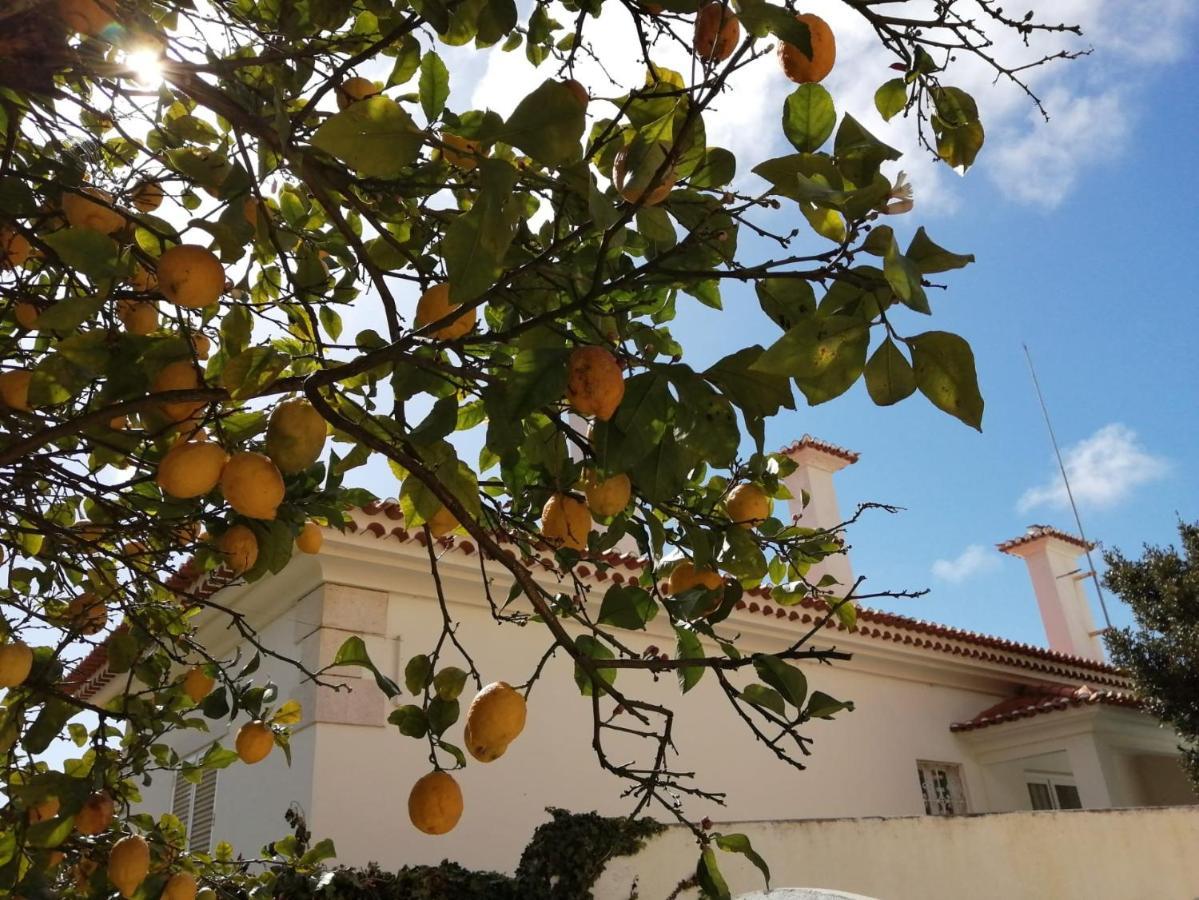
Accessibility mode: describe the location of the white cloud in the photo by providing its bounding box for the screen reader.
[1018,423,1170,513]
[932,544,1001,584]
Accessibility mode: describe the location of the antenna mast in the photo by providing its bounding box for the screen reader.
[1022,344,1113,631]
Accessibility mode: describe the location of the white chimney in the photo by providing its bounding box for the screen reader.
[998,525,1105,661]
[780,436,859,590]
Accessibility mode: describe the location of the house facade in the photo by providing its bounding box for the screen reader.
[71,437,1196,875]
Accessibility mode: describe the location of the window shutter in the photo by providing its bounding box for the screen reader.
[189,768,219,853]
[171,771,193,831]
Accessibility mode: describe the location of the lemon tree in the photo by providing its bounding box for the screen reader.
[0,0,1086,895]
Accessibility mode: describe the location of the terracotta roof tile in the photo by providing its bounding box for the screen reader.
[780,435,860,464]
[950,685,1140,732]
[998,524,1095,554]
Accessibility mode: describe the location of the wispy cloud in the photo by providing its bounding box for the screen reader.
[1018,423,1170,512]
[932,544,1001,584]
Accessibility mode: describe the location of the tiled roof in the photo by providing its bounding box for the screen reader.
[998,525,1095,555]
[780,435,860,465]
[949,685,1140,732]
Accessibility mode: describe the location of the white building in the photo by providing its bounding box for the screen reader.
[70,437,1196,875]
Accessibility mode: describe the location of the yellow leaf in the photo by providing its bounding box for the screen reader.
[272,699,303,726]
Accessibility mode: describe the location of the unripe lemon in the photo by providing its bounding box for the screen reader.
[221,452,285,519]
[13,301,39,330]
[613,147,677,207]
[465,682,527,763]
[336,77,380,110]
[562,78,588,107]
[60,0,116,36]
[1,228,33,268]
[156,439,227,499]
[162,872,198,900]
[117,299,159,336]
[217,524,258,573]
[65,592,108,636]
[693,2,741,62]
[235,721,273,764]
[265,398,327,474]
[582,471,632,518]
[0,370,33,411]
[295,522,322,554]
[414,283,476,341]
[427,505,459,538]
[566,346,625,421]
[108,834,150,899]
[540,493,592,552]
[74,791,115,835]
[667,561,724,595]
[182,666,215,703]
[28,796,60,823]
[0,642,33,688]
[157,245,224,309]
[408,771,463,835]
[130,180,164,213]
[439,133,485,171]
[778,13,836,84]
[153,360,207,424]
[726,483,771,527]
[62,187,125,235]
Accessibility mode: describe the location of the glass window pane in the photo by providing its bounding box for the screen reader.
[1055,784,1082,810]
[1027,782,1054,810]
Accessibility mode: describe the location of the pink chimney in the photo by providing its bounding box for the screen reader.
[780,436,859,590]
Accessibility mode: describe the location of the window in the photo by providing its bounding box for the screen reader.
[171,762,219,852]
[1026,775,1082,811]
[917,761,969,816]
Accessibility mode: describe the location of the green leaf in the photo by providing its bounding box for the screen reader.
[405,654,433,695]
[906,226,975,274]
[935,119,985,171]
[331,636,402,697]
[311,97,422,178]
[696,847,731,900]
[299,838,338,867]
[598,585,658,630]
[573,634,616,696]
[221,346,290,400]
[752,315,868,381]
[714,832,771,888]
[419,51,450,122]
[389,704,428,738]
[874,78,907,121]
[739,684,785,716]
[500,80,586,167]
[477,0,518,43]
[864,338,916,406]
[752,654,807,708]
[32,295,105,333]
[442,158,520,302]
[883,243,929,313]
[782,84,836,153]
[23,699,76,754]
[805,690,855,719]
[833,114,901,185]
[689,147,736,189]
[388,35,421,85]
[908,331,984,430]
[433,666,467,700]
[41,228,123,278]
[675,626,705,693]
[427,697,459,735]
[706,346,796,421]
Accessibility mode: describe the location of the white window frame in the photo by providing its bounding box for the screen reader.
[1025,771,1081,811]
[916,760,969,816]
[171,752,219,853]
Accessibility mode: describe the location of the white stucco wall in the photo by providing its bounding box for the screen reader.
[594,807,1199,900]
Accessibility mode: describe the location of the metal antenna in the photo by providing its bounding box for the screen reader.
[1022,344,1113,631]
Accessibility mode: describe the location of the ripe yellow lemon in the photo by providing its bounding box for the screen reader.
[156,439,227,499]
[62,188,125,235]
[221,452,286,519]
[465,681,527,763]
[265,398,327,473]
[217,524,258,573]
[0,370,33,411]
[408,771,463,835]
[295,522,323,554]
[65,592,108,636]
[336,77,380,110]
[162,872,198,900]
[153,360,207,424]
[0,642,34,688]
[117,299,159,336]
[540,493,592,552]
[28,796,60,823]
[1,228,33,268]
[157,245,224,309]
[182,666,215,704]
[188,331,212,359]
[582,471,632,518]
[778,13,836,84]
[427,505,459,538]
[235,721,273,764]
[74,791,115,835]
[414,283,476,341]
[13,301,39,330]
[439,133,485,171]
[613,147,677,207]
[130,180,164,213]
[694,3,741,62]
[108,834,150,899]
[667,561,724,596]
[726,483,771,527]
[60,0,116,36]
[566,346,625,421]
